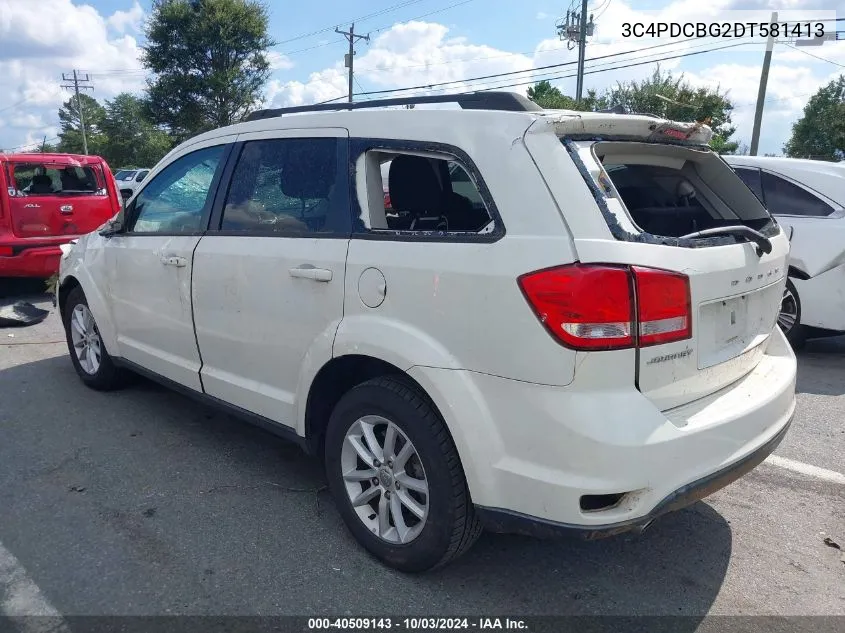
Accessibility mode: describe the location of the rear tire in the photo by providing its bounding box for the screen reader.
[62,286,129,390]
[324,376,482,572]
[778,278,806,350]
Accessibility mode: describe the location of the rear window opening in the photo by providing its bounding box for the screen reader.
[357,149,497,235]
[580,141,775,242]
[10,163,105,197]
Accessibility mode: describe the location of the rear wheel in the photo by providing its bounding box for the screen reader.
[324,376,482,572]
[778,278,806,350]
[62,287,128,390]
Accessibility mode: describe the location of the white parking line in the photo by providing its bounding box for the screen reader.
[765,455,845,485]
[0,540,69,632]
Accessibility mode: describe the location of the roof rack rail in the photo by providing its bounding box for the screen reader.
[243,91,543,121]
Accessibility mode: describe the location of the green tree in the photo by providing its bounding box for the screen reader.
[142,0,275,141]
[101,93,173,169]
[526,80,606,111]
[783,75,845,161]
[528,68,738,153]
[57,94,107,155]
[603,67,738,153]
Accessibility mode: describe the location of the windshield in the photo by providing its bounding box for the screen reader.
[114,170,137,181]
[11,163,104,196]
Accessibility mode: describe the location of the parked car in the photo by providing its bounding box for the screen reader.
[0,152,122,278]
[724,155,845,348]
[113,168,151,201]
[56,93,796,572]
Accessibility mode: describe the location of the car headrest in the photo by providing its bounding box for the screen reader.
[388,155,442,214]
[677,181,696,198]
[279,142,336,200]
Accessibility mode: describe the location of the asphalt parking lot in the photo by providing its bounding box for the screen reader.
[1,279,843,625]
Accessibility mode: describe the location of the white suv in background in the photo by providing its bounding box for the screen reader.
[725,155,845,348]
[113,168,151,202]
[56,93,797,572]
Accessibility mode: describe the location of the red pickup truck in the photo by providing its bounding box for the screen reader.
[0,152,122,278]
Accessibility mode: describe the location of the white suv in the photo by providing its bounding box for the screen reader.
[56,92,797,572]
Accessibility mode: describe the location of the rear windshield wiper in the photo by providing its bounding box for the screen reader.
[678,225,773,255]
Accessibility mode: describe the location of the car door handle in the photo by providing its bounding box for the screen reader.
[289,266,332,282]
[161,256,187,267]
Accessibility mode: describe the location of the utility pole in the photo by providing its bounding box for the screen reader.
[575,0,589,102]
[556,6,595,103]
[750,11,777,156]
[60,70,94,155]
[335,23,370,102]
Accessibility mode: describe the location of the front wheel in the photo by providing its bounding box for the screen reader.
[778,278,806,350]
[62,287,128,390]
[324,376,482,572]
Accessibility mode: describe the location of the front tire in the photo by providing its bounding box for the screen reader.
[62,286,128,390]
[778,278,806,350]
[324,376,482,572]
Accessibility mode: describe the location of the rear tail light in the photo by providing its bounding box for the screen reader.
[518,264,692,351]
[632,266,691,347]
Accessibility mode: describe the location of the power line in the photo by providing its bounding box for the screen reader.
[321,38,721,104]
[0,98,30,116]
[5,136,60,153]
[341,36,709,98]
[272,0,476,57]
[593,0,612,20]
[368,0,476,35]
[274,0,428,46]
[348,40,756,101]
[783,43,845,68]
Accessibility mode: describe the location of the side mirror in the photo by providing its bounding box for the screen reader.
[99,209,126,237]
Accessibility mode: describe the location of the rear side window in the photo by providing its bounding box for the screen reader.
[733,167,764,202]
[10,163,101,196]
[356,145,497,237]
[760,171,835,217]
[219,138,347,235]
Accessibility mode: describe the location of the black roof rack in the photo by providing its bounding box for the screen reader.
[243,91,542,121]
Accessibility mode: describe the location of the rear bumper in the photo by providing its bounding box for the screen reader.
[408,325,797,531]
[0,244,63,278]
[476,411,792,539]
[0,237,83,278]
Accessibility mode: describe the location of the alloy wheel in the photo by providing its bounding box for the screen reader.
[778,284,798,335]
[70,304,102,375]
[340,415,429,544]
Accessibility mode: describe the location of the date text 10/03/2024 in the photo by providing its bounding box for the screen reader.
[308,618,528,630]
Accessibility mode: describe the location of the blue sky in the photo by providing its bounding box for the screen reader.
[0,0,842,156]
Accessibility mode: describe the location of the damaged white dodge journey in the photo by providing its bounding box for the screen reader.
[56,92,797,572]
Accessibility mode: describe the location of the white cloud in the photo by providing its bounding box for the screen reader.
[1,0,840,155]
[0,0,144,150]
[269,21,533,107]
[267,51,295,71]
[267,67,349,108]
[107,1,144,34]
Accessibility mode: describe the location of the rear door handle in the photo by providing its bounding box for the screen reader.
[161,256,187,267]
[289,266,332,282]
